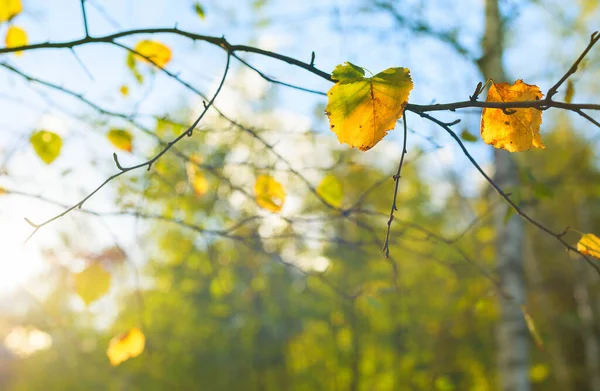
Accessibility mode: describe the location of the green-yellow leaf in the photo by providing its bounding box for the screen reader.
[120,85,129,96]
[107,129,133,152]
[133,40,172,68]
[0,0,22,22]
[577,233,600,258]
[5,25,26,55]
[325,62,413,151]
[460,129,478,142]
[194,2,206,19]
[316,175,343,208]
[255,175,285,212]
[107,327,145,366]
[30,130,62,164]
[73,263,111,306]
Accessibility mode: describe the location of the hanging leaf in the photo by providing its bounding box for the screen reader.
[255,175,285,212]
[0,0,22,23]
[186,158,209,196]
[521,305,544,351]
[460,129,478,142]
[30,130,62,164]
[577,233,600,258]
[119,85,129,96]
[107,327,145,366]
[0,187,6,195]
[133,40,172,68]
[316,175,343,208]
[107,129,133,152]
[325,62,412,151]
[480,80,544,152]
[5,25,26,55]
[194,2,206,19]
[564,79,574,103]
[73,263,111,306]
[126,52,144,84]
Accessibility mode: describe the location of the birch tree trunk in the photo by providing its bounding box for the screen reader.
[479,1,530,390]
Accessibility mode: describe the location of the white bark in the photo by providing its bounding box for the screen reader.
[480,1,530,390]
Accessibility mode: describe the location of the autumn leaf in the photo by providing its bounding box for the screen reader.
[30,130,62,164]
[577,233,600,258]
[480,79,544,152]
[564,79,574,103]
[5,25,26,55]
[186,158,209,197]
[460,129,478,142]
[107,129,133,152]
[325,62,412,151]
[521,305,544,351]
[0,187,6,195]
[120,85,129,96]
[316,175,343,208]
[73,263,111,306]
[133,40,172,68]
[194,2,206,19]
[0,0,22,22]
[255,175,285,212]
[107,327,145,366]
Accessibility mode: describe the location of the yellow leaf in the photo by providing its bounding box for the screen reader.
[73,263,111,306]
[186,160,209,196]
[564,79,574,103]
[107,327,145,366]
[0,0,22,22]
[133,40,172,68]
[120,85,129,96]
[577,233,600,258]
[5,25,26,55]
[0,187,6,195]
[480,79,544,152]
[325,62,413,151]
[255,175,285,212]
[30,130,62,164]
[107,129,133,152]
[521,305,544,351]
[194,2,206,19]
[316,175,343,208]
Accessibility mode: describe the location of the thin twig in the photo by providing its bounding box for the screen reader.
[23,52,233,242]
[382,110,408,258]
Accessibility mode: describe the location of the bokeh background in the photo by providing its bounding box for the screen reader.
[1,0,600,390]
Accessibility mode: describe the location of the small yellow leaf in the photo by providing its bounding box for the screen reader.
[120,85,129,96]
[521,305,544,351]
[0,187,6,195]
[133,40,172,68]
[0,0,22,22]
[577,233,600,258]
[74,263,111,306]
[186,160,209,197]
[255,175,285,212]
[481,79,544,152]
[564,79,574,103]
[5,25,27,56]
[325,62,413,151]
[107,129,133,152]
[316,175,343,208]
[30,130,62,164]
[194,2,206,19]
[107,327,145,366]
